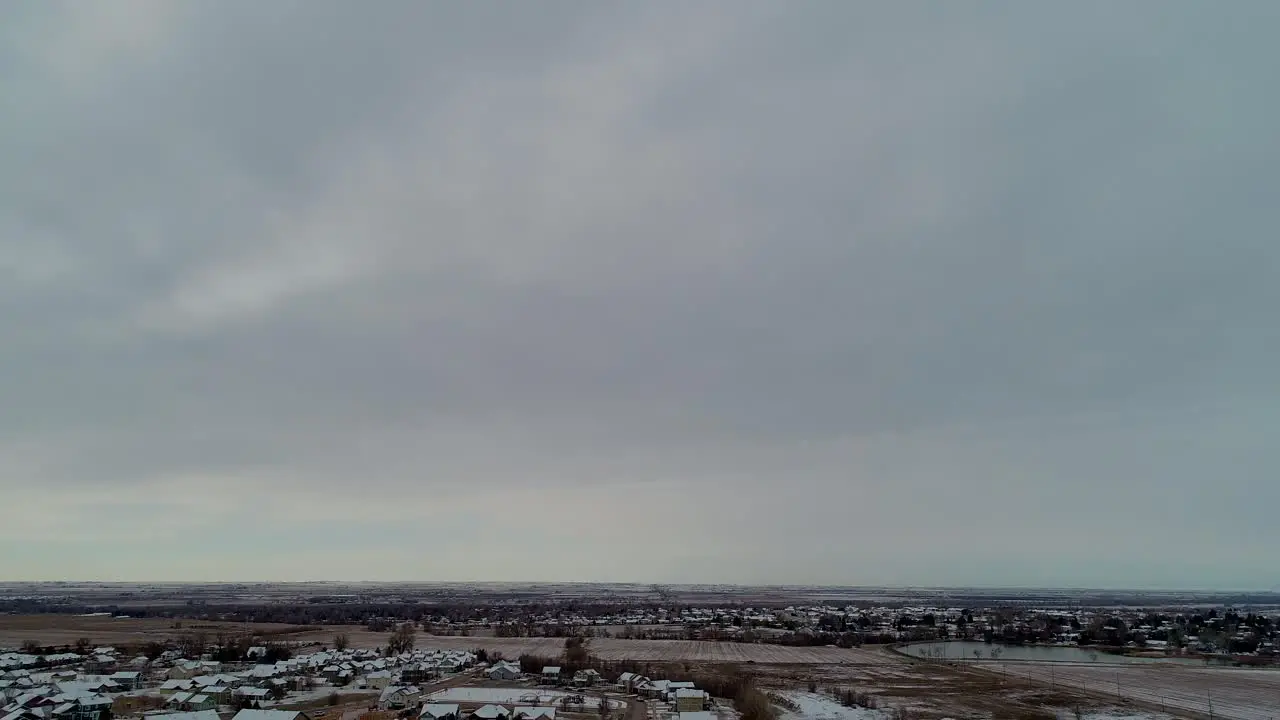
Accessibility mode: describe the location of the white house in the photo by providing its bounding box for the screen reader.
[364,671,393,690]
[673,689,708,713]
[539,667,561,685]
[378,686,421,710]
[471,706,510,720]
[486,662,520,682]
[107,672,141,691]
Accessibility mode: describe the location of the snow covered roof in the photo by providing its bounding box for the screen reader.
[673,689,705,699]
[471,705,510,720]
[420,704,459,719]
[540,667,560,675]
[513,708,555,720]
[230,711,306,720]
[380,686,420,702]
[154,711,220,720]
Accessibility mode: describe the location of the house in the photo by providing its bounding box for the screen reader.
[364,671,392,690]
[168,663,202,680]
[486,662,521,682]
[471,706,510,720]
[153,711,220,720]
[616,674,648,694]
[570,669,600,687]
[401,663,439,684]
[107,672,142,691]
[193,674,241,689]
[673,690,708,713]
[667,682,696,692]
[249,665,280,681]
[642,680,670,699]
[233,687,270,705]
[203,686,232,704]
[539,667,561,686]
[513,709,555,720]
[231,711,311,720]
[378,685,421,711]
[419,704,460,720]
[81,657,115,675]
[185,695,216,712]
[160,679,196,695]
[63,696,113,720]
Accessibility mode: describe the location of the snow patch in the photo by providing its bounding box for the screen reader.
[776,693,890,720]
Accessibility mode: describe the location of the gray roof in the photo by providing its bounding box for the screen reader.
[154,712,220,720]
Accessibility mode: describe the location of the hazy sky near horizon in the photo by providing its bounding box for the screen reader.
[3,2,1277,589]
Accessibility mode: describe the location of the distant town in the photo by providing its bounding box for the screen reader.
[3,583,1279,720]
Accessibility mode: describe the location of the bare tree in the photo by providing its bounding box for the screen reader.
[74,638,92,654]
[177,631,209,659]
[333,633,350,651]
[386,622,416,655]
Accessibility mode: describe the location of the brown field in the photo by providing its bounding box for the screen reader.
[0,614,306,648]
[292,628,896,664]
[1,615,891,664]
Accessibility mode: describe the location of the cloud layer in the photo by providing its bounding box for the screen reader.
[3,1,1278,587]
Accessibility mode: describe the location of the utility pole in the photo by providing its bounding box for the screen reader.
[1207,689,1214,719]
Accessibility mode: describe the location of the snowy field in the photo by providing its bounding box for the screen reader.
[776,692,890,720]
[426,687,621,709]
[990,663,1280,720]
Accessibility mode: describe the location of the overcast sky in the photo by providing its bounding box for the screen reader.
[2,2,1277,589]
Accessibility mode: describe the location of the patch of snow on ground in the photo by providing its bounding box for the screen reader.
[777,693,889,720]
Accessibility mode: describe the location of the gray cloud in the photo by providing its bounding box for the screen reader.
[2,1,1278,586]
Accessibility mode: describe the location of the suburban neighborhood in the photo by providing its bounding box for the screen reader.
[2,637,714,720]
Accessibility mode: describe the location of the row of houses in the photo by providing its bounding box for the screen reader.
[0,679,114,720]
[616,675,708,712]
[421,704,556,720]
